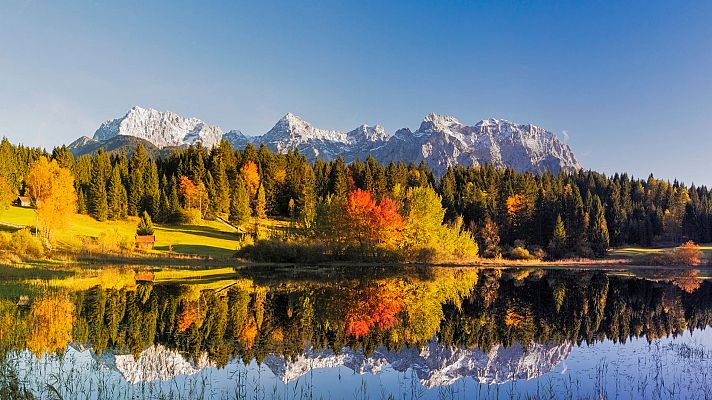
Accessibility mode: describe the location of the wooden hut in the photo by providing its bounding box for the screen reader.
[135,235,156,250]
[15,196,31,207]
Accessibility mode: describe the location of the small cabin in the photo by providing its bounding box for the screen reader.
[135,235,156,250]
[134,271,155,282]
[15,196,32,207]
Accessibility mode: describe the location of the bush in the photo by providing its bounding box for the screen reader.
[1,229,45,259]
[181,208,203,225]
[136,211,155,236]
[508,246,536,260]
[235,239,335,263]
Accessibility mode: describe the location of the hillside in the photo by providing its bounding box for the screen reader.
[68,135,162,158]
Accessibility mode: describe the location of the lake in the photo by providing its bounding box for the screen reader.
[0,264,711,399]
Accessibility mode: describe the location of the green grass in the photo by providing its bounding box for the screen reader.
[0,206,251,259]
[609,244,712,261]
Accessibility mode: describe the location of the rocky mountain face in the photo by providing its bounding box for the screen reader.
[373,114,581,176]
[75,107,581,175]
[92,106,223,149]
[263,340,573,387]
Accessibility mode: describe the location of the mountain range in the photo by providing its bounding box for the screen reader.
[68,106,582,175]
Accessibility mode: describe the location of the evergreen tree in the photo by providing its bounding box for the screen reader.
[590,195,610,257]
[143,161,160,217]
[229,176,251,226]
[128,145,148,215]
[211,156,231,215]
[89,153,109,221]
[255,183,267,219]
[77,187,87,214]
[107,165,127,220]
[548,215,567,259]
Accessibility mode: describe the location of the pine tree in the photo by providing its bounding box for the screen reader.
[128,145,148,215]
[89,153,109,221]
[211,156,230,215]
[169,175,181,215]
[590,195,610,257]
[255,183,267,219]
[77,187,87,214]
[548,214,567,259]
[143,161,160,217]
[107,165,126,220]
[229,176,251,226]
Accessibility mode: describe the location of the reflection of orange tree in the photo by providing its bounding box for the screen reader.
[345,279,405,338]
[673,269,702,293]
[343,269,479,343]
[26,294,74,357]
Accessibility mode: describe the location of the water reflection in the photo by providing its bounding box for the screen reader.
[1,265,711,399]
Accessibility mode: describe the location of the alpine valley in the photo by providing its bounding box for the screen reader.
[68,106,582,175]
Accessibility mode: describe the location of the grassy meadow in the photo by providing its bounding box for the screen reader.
[0,205,292,260]
[609,244,712,263]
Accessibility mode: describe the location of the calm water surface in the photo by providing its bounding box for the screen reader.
[1,264,711,399]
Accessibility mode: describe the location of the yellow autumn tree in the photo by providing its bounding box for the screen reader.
[241,161,260,199]
[25,157,77,240]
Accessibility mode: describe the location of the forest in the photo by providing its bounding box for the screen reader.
[0,137,710,261]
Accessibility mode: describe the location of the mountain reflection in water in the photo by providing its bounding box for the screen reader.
[1,265,711,399]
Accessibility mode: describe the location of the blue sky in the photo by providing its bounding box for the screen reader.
[1,1,711,184]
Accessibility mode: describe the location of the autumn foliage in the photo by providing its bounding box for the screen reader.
[241,161,260,199]
[344,189,404,256]
[26,294,74,357]
[25,157,77,240]
[345,281,405,338]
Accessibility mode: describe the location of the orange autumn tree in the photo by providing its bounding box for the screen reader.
[179,176,207,213]
[25,157,77,240]
[344,189,403,257]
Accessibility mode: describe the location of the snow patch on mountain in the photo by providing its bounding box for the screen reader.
[93,106,223,149]
[85,107,581,175]
[373,114,581,176]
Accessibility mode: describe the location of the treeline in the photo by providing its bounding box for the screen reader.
[1,137,711,258]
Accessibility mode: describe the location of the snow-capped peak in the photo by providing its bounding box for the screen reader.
[83,108,582,176]
[93,106,223,149]
[423,113,462,128]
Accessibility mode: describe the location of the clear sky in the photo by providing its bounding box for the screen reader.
[1,1,711,184]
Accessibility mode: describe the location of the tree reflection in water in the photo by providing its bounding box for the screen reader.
[0,266,710,398]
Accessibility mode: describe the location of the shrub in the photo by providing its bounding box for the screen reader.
[137,211,155,236]
[508,246,535,260]
[235,239,335,263]
[4,229,45,259]
[181,208,203,225]
[671,241,703,265]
